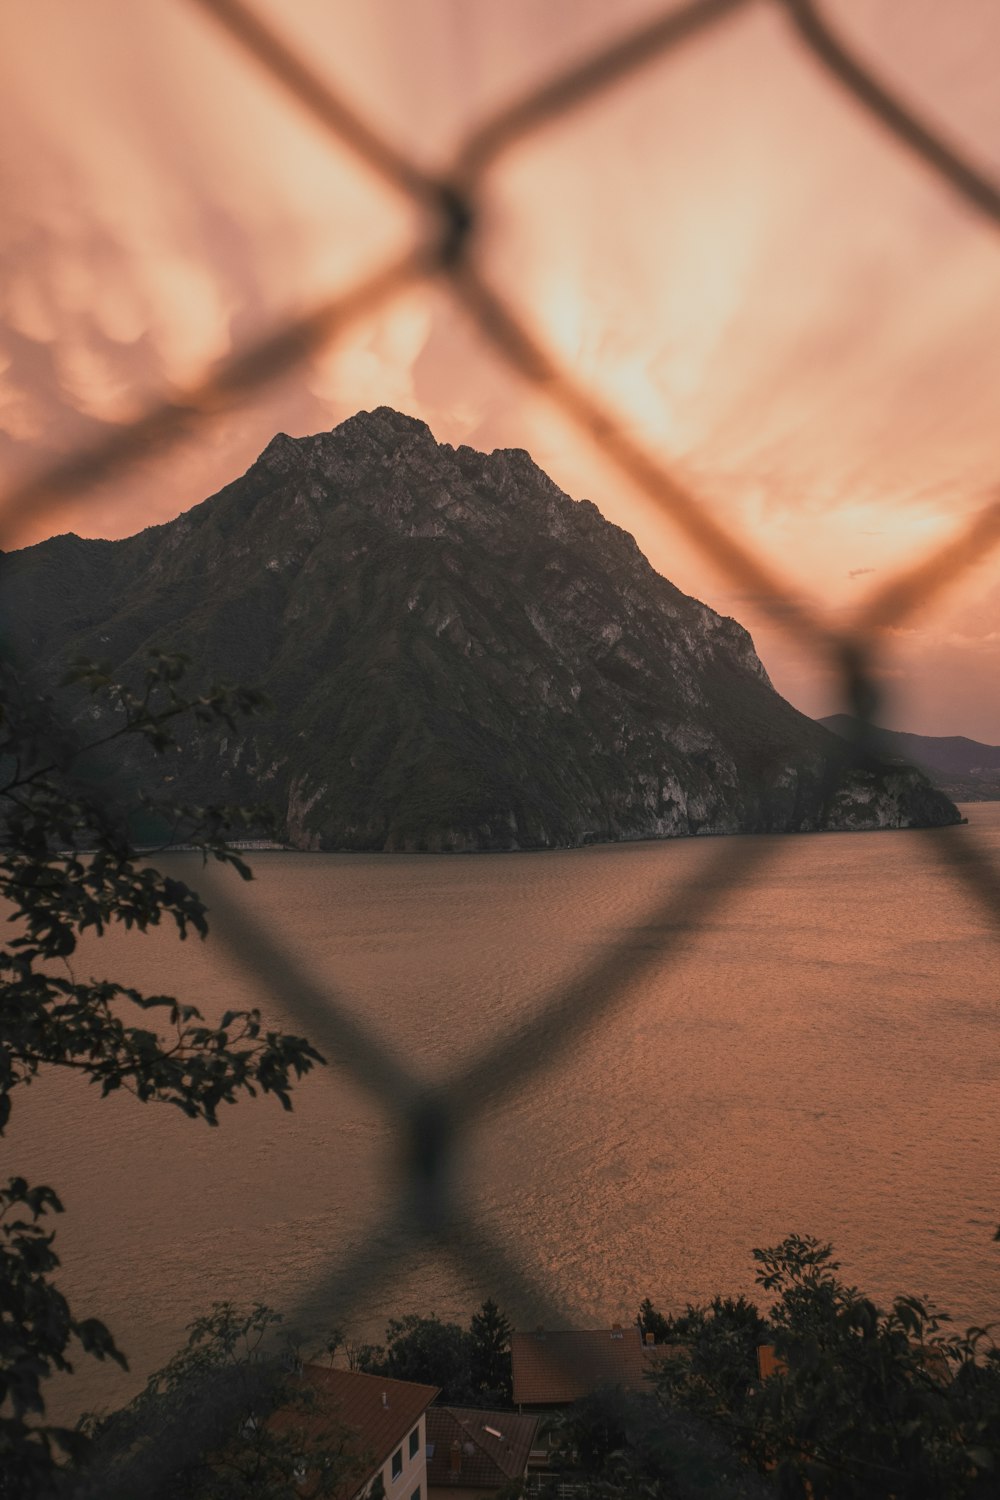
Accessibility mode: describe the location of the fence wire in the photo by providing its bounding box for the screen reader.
[3,0,1000,1419]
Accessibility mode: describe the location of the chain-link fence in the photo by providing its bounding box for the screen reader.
[3,0,1000,1422]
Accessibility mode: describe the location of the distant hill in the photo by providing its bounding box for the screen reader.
[819,715,1000,802]
[0,407,959,850]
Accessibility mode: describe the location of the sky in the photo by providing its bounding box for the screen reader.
[1,0,999,739]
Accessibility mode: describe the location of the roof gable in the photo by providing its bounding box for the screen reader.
[270,1365,439,1488]
[511,1328,651,1404]
[426,1406,539,1489]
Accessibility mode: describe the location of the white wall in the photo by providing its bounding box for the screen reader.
[363,1412,428,1500]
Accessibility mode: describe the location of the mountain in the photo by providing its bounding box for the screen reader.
[0,407,959,851]
[820,714,1000,802]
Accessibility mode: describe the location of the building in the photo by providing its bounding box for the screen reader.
[271,1365,440,1500]
[426,1406,539,1498]
[511,1325,666,1409]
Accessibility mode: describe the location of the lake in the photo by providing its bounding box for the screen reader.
[9,805,999,1422]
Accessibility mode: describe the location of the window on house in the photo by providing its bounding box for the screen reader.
[409,1488,421,1500]
[391,1447,403,1481]
[408,1427,419,1459]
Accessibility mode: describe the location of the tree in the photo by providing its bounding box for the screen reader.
[356,1301,513,1406]
[748,1235,1000,1498]
[638,1297,673,1346]
[651,1236,1000,1498]
[538,1383,771,1500]
[0,654,324,1496]
[361,1314,475,1404]
[469,1298,513,1403]
[647,1293,769,1421]
[0,1178,125,1497]
[74,1303,366,1500]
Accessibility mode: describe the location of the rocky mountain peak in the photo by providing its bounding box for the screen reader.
[344,405,435,440]
[314,406,436,466]
[0,409,960,851]
[255,430,303,477]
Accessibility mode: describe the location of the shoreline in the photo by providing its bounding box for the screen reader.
[131,808,980,858]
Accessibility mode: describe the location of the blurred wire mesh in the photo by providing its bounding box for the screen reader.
[2,0,999,1399]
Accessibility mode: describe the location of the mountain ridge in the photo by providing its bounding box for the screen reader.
[0,407,960,850]
[820,714,1000,802]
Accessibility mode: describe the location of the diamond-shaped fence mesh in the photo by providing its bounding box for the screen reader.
[2,0,999,1421]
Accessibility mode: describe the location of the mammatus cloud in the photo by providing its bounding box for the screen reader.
[0,0,998,735]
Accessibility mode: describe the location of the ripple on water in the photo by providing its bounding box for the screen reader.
[9,807,999,1421]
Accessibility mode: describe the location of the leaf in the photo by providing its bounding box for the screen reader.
[0,648,327,1488]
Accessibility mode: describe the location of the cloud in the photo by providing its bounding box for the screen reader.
[2,0,1000,735]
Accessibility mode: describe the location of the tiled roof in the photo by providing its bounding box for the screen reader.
[511,1328,661,1405]
[426,1406,539,1490]
[270,1365,439,1496]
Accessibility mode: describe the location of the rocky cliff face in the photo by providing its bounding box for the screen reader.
[0,407,959,849]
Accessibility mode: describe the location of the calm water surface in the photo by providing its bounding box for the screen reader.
[11,807,999,1420]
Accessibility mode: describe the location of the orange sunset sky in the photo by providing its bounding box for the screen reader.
[2,0,999,739]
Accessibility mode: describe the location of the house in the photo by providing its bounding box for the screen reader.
[426,1405,539,1498]
[511,1325,662,1409]
[270,1365,440,1499]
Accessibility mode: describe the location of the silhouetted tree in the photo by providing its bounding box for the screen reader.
[359,1314,474,1404]
[357,1300,513,1407]
[654,1236,1000,1498]
[470,1298,513,1402]
[0,655,323,1496]
[75,1304,363,1500]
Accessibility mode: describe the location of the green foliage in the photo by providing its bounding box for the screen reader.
[638,1297,673,1346]
[544,1385,632,1476]
[0,654,324,1495]
[0,1178,125,1493]
[748,1235,1000,1498]
[357,1300,512,1406]
[75,1303,364,1500]
[652,1236,1000,1499]
[538,1385,771,1500]
[650,1293,770,1421]
[381,1314,473,1401]
[470,1298,514,1404]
